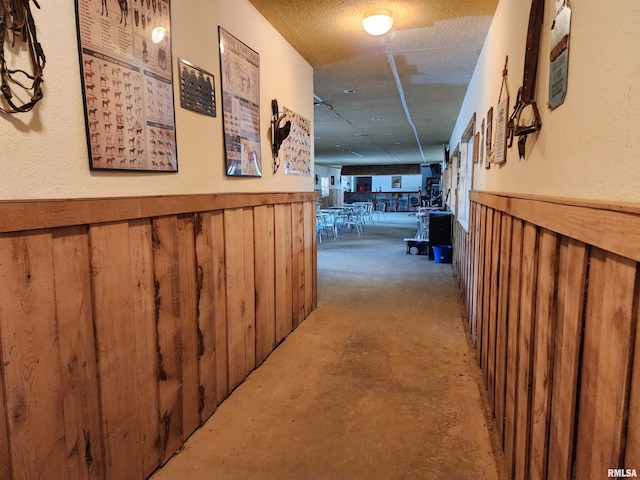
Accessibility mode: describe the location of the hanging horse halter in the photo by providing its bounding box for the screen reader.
[508,0,545,158]
[0,0,46,114]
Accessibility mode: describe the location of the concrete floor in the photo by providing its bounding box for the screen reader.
[150,213,503,480]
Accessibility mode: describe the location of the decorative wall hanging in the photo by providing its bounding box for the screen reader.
[494,57,510,165]
[282,106,311,177]
[270,99,290,174]
[75,0,177,172]
[218,27,261,177]
[485,107,493,169]
[507,0,545,159]
[548,0,571,109]
[179,58,216,117]
[0,0,46,114]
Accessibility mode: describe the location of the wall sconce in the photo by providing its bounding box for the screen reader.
[362,10,393,36]
[151,26,167,44]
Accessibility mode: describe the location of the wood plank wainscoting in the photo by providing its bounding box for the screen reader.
[452,191,640,480]
[0,192,317,480]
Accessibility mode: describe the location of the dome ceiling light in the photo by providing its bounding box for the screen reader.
[362,10,394,36]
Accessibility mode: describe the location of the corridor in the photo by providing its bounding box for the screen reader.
[150,213,502,479]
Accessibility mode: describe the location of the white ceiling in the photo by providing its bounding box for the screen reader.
[249,0,499,167]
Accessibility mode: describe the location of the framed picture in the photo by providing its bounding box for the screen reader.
[218,27,261,177]
[75,0,177,172]
[179,58,216,117]
[391,176,402,189]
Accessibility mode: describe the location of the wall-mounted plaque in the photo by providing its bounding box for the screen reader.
[179,58,216,117]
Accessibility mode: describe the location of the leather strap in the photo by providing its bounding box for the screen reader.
[508,0,545,158]
[521,0,545,103]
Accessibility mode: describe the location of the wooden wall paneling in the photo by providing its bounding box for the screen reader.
[528,229,560,479]
[513,222,539,480]
[193,212,218,422]
[128,219,160,477]
[152,216,184,464]
[471,202,483,345]
[224,208,246,391]
[494,214,512,444]
[254,205,276,365]
[0,232,68,478]
[575,249,637,478]
[242,208,257,379]
[504,218,524,478]
[304,201,315,317]
[52,226,105,480]
[475,205,488,361]
[547,238,588,480]
[487,210,502,410]
[0,354,9,480]
[89,222,144,480]
[481,208,494,384]
[311,207,318,310]
[292,203,306,328]
[625,268,640,467]
[176,215,200,439]
[275,204,293,344]
[211,212,229,404]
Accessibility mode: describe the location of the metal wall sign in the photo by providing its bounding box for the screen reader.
[179,58,216,117]
[549,0,572,109]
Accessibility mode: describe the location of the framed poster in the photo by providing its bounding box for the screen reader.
[75,0,177,172]
[282,106,311,177]
[494,95,509,165]
[218,27,261,177]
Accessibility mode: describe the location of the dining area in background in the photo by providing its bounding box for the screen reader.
[316,202,375,242]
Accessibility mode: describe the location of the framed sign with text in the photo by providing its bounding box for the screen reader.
[75,0,177,172]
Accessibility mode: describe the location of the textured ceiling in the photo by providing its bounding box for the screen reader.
[249,0,499,167]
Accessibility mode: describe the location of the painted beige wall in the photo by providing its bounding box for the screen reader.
[450,0,640,204]
[0,0,313,200]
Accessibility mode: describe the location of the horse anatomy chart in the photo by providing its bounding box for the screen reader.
[76,0,177,171]
[219,27,261,177]
[282,107,311,177]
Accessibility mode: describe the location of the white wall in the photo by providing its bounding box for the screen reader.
[450,0,640,204]
[372,174,421,192]
[0,0,313,199]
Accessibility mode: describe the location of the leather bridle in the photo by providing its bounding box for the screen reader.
[0,0,46,114]
[508,0,545,158]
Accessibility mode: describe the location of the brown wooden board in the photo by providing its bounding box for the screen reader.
[0,233,68,478]
[225,208,249,391]
[89,222,144,479]
[481,208,493,384]
[177,215,200,439]
[494,214,512,444]
[547,238,588,480]
[275,204,293,344]
[152,216,184,464]
[514,222,539,480]
[304,201,314,317]
[0,353,9,480]
[292,203,305,328]
[487,210,502,410]
[194,212,218,421]
[625,268,640,467]
[52,226,105,480]
[212,211,229,404]
[528,229,559,479]
[128,219,161,476]
[575,248,637,478]
[242,208,257,379]
[254,205,276,365]
[504,218,524,477]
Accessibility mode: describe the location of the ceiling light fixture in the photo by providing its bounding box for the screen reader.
[362,10,394,36]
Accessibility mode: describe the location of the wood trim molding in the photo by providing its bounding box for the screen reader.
[470,191,640,262]
[0,192,318,233]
